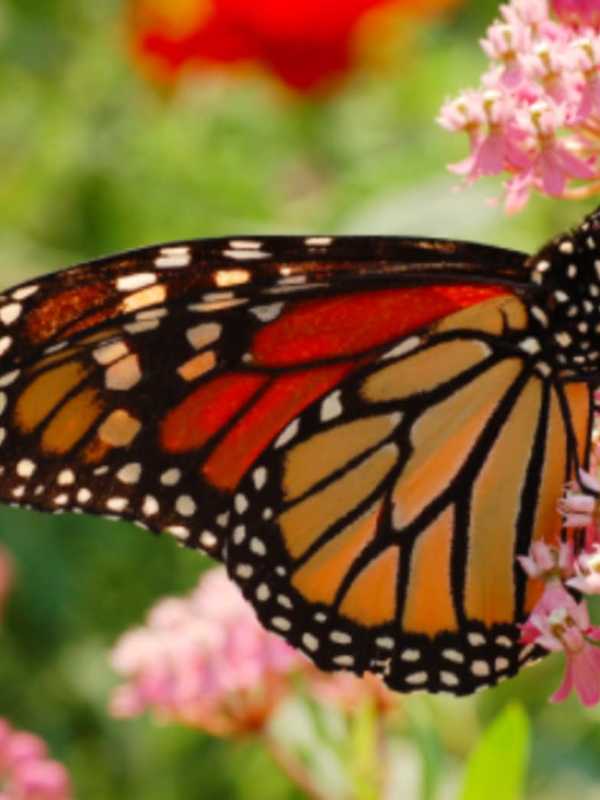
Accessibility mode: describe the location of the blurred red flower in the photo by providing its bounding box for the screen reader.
[129,0,461,93]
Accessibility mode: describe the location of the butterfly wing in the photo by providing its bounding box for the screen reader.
[226,294,592,693]
[0,235,587,694]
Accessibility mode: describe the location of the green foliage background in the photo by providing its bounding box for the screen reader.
[0,1,599,797]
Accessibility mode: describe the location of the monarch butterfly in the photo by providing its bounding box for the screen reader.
[0,208,597,697]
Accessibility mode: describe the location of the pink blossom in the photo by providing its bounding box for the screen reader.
[568,544,600,592]
[110,567,307,736]
[442,91,531,181]
[439,0,600,209]
[0,719,72,799]
[505,0,552,30]
[559,468,600,537]
[480,21,530,87]
[553,0,600,27]
[437,91,485,142]
[518,539,574,580]
[521,581,600,706]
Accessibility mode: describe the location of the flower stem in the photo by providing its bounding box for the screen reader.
[348,700,384,800]
[263,732,326,800]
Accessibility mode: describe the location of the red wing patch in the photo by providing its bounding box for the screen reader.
[203,364,353,490]
[251,285,509,366]
[161,373,268,453]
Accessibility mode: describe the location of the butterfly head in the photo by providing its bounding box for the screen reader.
[527,207,600,377]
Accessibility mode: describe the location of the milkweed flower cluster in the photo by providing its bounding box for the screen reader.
[520,399,600,707]
[0,719,72,800]
[129,0,462,94]
[110,567,305,736]
[110,566,394,737]
[439,0,600,211]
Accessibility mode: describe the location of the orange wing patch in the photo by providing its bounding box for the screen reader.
[392,359,522,529]
[402,507,458,635]
[279,444,398,559]
[292,502,382,606]
[465,377,542,626]
[339,546,399,627]
[14,361,92,434]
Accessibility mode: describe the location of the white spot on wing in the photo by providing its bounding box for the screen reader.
[222,249,270,261]
[116,273,157,292]
[382,337,420,360]
[250,303,284,322]
[117,463,142,484]
[155,247,191,268]
[0,337,12,357]
[305,236,333,246]
[160,468,181,486]
[16,459,36,478]
[122,285,167,313]
[320,390,342,422]
[0,303,22,326]
[105,355,142,391]
[106,497,128,512]
[253,466,267,490]
[214,269,251,287]
[519,337,541,355]
[186,322,221,350]
[228,240,262,249]
[302,633,319,652]
[200,530,218,548]
[275,419,299,448]
[58,469,75,486]
[12,285,39,301]
[0,370,19,387]
[142,495,159,516]
[93,341,129,365]
[176,495,197,517]
[124,320,160,335]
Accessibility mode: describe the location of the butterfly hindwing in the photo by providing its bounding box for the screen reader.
[224,295,592,694]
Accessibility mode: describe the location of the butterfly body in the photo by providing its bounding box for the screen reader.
[0,211,598,696]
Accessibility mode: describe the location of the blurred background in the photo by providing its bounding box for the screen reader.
[1,0,599,797]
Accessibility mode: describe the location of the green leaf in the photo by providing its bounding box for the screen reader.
[459,704,530,800]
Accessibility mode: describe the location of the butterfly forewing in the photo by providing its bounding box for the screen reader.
[0,232,590,695]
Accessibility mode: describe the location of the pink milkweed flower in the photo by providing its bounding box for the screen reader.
[442,91,531,180]
[522,100,595,194]
[521,581,600,706]
[553,0,600,27]
[0,719,72,799]
[481,20,531,87]
[559,468,600,540]
[440,0,600,209]
[110,567,307,737]
[518,539,574,580]
[437,90,485,142]
[573,36,600,118]
[505,0,552,30]
[568,544,600,592]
